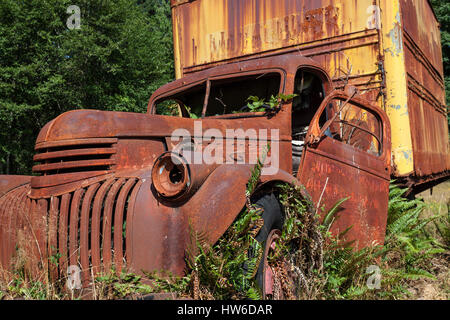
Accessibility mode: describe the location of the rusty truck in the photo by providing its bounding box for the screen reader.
[0,0,448,298]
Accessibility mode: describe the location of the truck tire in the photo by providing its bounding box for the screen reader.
[251,193,284,299]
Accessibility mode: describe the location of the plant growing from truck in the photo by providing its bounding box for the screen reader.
[234,93,298,113]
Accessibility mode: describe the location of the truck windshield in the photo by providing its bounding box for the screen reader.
[206,73,281,116]
[153,72,281,118]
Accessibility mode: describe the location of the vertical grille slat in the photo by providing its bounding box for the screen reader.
[21,196,33,275]
[30,199,48,278]
[68,189,85,270]
[48,196,60,282]
[58,193,72,279]
[27,199,38,277]
[0,195,9,269]
[125,180,143,265]
[80,183,101,287]
[38,199,49,278]
[101,178,126,273]
[113,179,137,274]
[90,178,116,275]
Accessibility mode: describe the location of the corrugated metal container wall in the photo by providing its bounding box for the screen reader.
[170,0,449,184]
[399,0,450,180]
[171,0,383,93]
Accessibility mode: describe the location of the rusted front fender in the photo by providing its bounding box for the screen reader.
[128,164,300,276]
[0,177,31,272]
[0,165,301,281]
[0,175,31,198]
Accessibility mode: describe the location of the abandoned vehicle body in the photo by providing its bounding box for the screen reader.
[0,0,448,297]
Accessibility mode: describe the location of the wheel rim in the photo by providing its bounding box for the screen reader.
[262,229,282,299]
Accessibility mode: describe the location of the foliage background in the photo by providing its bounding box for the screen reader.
[0,0,448,174]
[0,0,174,174]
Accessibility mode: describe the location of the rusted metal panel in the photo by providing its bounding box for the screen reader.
[172,0,385,107]
[172,0,379,75]
[400,0,444,78]
[171,0,449,184]
[399,0,450,178]
[300,90,391,248]
[0,175,31,198]
[113,139,165,171]
[301,149,390,248]
[130,177,189,277]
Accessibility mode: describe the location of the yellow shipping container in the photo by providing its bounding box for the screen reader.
[170,0,449,187]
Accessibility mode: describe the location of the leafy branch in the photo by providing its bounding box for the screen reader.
[236,93,298,114]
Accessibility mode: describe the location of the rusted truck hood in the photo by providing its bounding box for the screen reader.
[36,109,290,144]
[36,109,197,144]
[31,109,290,199]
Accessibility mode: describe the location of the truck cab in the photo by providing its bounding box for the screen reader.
[147,53,392,251]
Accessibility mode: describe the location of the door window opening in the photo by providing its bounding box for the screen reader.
[292,70,326,175]
[323,99,383,156]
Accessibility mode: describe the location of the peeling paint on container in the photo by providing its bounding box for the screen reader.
[171,0,449,181]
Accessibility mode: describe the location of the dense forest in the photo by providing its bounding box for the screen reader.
[0,0,449,175]
[0,0,174,174]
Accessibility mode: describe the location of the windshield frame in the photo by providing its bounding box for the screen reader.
[149,68,286,118]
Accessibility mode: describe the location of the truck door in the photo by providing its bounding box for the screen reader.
[299,90,392,248]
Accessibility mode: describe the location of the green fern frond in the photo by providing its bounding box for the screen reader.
[322,197,350,231]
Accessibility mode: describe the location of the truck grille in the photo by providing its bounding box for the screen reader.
[0,177,142,288]
[32,138,117,176]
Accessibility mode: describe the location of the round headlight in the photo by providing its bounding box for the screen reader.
[151,152,190,199]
